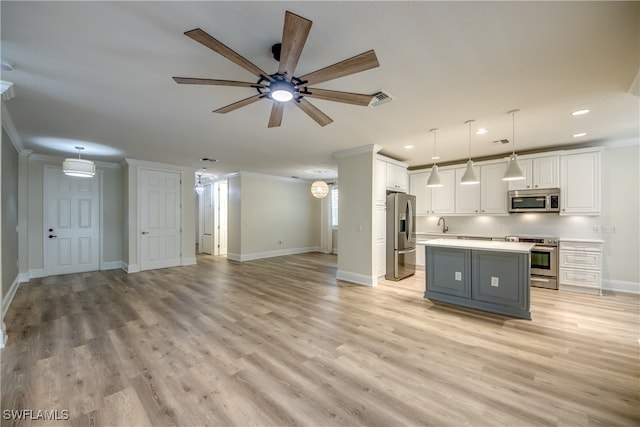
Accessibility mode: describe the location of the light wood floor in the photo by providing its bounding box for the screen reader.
[2,253,639,426]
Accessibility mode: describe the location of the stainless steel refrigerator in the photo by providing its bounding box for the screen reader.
[385,193,416,281]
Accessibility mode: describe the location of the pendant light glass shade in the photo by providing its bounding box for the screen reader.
[311,180,329,198]
[195,176,204,195]
[426,165,443,187]
[460,120,479,185]
[426,128,443,187]
[503,109,525,181]
[63,147,95,178]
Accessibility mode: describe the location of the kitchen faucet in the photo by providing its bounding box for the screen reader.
[437,217,448,233]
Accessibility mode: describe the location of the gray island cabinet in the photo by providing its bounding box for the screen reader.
[419,239,535,319]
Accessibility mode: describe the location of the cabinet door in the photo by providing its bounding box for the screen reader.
[480,162,508,214]
[385,162,398,191]
[560,151,600,215]
[397,167,409,192]
[375,159,387,205]
[507,159,532,190]
[426,247,471,297]
[533,156,559,189]
[455,167,480,214]
[375,241,386,276]
[430,169,456,214]
[375,205,386,243]
[410,172,432,215]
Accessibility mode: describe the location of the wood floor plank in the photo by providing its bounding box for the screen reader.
[2,252,638,426]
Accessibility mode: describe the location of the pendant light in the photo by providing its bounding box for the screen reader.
[311,180,329,198]
[63,146,95,178]
[503,109,526,181]
[460,120,479,185]
[426,128,443,187]
[195,172,204,195]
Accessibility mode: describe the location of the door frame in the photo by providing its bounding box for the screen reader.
[137,167,184,271]
[43,165,104,276]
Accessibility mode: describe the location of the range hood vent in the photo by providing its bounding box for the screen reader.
[369,90,393,107]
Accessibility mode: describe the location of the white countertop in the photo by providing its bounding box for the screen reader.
[559,238,605,243]
[418,238,535,253]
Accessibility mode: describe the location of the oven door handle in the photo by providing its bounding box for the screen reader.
[534,246,556,251]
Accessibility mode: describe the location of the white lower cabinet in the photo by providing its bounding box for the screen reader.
[558,239,603,295]
[375,205,386,277]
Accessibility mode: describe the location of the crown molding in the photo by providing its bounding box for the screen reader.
[333,144,382,160]
[29,153,121,168]
[1,100,26,154]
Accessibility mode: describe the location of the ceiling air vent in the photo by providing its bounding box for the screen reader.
[492,139,510,145]
[369,90,393,107]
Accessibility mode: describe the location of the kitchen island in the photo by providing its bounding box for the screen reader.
[419,239,535,319]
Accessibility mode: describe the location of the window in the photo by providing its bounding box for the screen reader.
[331,186,339,228]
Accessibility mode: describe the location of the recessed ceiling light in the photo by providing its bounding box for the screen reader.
[475,128,488,135]
[431,155,440,160]
[572,132,587,138]
[572,109,590,116]
[404,145,414,149]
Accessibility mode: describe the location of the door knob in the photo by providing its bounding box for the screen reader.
[141,231,149,235]
[48,235,57,239]
[49,228,54,232]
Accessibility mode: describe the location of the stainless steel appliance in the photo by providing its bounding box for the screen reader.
[508,188,560,213]
[386,193,416,281]
[505,235,559,289]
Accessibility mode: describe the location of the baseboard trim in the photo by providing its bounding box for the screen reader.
[182,257,197,266]
[2,275,21,321]
[122,262,140,273]
[230,247,321,262]
[602,279,640,295]
[100,261,122,271]
[29,269,46,279]
[336,269,376,287]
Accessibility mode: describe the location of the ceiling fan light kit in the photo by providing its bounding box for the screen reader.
[63,146,95,178]
[173,11,380,127]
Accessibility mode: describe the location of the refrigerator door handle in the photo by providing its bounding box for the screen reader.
[407,199,413,242]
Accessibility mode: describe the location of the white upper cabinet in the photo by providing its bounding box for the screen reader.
[409,172,432,215]
[508,155,559,190]
[375,159,388,205]
[430,168,456,214]
[560,149,601,215]
[480,162,509,214]
[455,167,480,214]
[386,162,408,192]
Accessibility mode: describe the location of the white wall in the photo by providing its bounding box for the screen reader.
[227,172,321,261]
[415,144,640,291]
[336,146,376,285]
[26,156,123,275]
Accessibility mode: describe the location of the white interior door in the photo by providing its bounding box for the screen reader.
[201,183,214,254]
[214,180,228,256]
[45,167,100,275]
[139,169,182,271]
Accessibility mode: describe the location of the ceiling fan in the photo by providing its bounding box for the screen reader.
[172,11,380,127]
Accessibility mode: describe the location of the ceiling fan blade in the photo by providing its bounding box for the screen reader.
[185,28,272,80]
[298,50,380,86]
[268,103,285,128]
[278,11,312,78]
[295,98,333,127]
[213,94,263,114]
[304,88,375,106]
[173,77,265,88]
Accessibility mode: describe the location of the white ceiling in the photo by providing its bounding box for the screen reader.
[2,1,638,179]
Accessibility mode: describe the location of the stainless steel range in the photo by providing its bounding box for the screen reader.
[505,236,559,289]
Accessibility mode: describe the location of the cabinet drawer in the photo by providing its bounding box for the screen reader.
[559,251,601,270]
[559,241,602,252]
[559,268,601,288]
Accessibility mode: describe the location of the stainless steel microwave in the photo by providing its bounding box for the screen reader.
[508,188,560,213]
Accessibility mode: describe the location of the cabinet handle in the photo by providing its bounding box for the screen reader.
[475,210,478,213]
[526,185,530,188]
[481,210,485,213]
[534,185,538,188]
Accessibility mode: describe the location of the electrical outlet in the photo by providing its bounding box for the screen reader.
[491,276,499,287]
[611,226,617,233]
[602,226,608,233]
[455,272,462,281]
[592,225,600,232]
